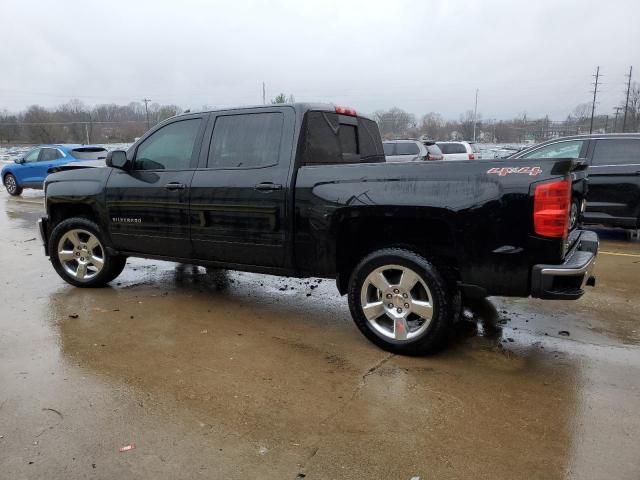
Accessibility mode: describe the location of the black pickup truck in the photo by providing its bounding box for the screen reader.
[38,103,598,355]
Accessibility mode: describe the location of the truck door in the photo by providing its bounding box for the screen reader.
[189,107,295,269]
[586,138,640,227]
[105,115,206,257]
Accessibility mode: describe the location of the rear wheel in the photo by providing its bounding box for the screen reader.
[348,248,453,355]
[569,199,579,230]
[49,218,126,287]
[3,174,22,196]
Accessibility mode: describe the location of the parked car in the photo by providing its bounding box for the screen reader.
[38,103,597,355]
[510,134,640,231]
[437,141,482,161]
[1,144,108,196]
[383,140,443,162]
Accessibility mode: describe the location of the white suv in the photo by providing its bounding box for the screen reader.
[436,141,483,161]
[383,140,444,162]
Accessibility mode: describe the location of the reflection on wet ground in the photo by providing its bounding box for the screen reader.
[1,192,639,479]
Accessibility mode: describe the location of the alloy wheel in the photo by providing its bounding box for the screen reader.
[360,264,434,341]
[4,175,17,194]
[56,229,105,281]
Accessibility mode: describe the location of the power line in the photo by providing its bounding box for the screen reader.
[0,120,146,126]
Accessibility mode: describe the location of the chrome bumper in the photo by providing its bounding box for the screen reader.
[531,230,598,300]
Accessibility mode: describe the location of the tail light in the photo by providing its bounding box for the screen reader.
[533,178,571,238]
[335,105,357,116]
[468,153,475,160]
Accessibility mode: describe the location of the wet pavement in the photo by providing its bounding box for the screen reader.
[1,190,639,480]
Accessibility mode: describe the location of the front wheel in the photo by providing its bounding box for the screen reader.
[48,217,127,287]
[3,173,22,196]
[348,248,453,355]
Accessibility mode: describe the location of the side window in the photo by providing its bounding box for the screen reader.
[208,113,283,169]
[592,139,640,166]
[301,112,385,165]
[396,143,420,155]
[135,118,202,170]
[24,149,41,163]
[383,143,395,156]
[39,148,60,161]
[521,140,584,159]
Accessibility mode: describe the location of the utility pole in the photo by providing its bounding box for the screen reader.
[472,88,478,141]
[613,106,623,132]
[589,66,601,134]
[142,98,152,130]
[262,82,266,105]
[622,66,633,132]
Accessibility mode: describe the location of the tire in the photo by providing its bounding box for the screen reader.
[48,217,127,287]
[3,173,22,196]
[347,248,453,355]
[569,199,579,230]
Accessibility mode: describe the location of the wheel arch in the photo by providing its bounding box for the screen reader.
[334,208,461,295]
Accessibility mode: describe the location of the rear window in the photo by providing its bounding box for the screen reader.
[438,143,467,154]
[592,139,640,165]
[396,142,420,155]
[383,143,395,156]
[72,147,107,160]
[470,143,481,153]
[301,112,385,165]
[338,124,358,154]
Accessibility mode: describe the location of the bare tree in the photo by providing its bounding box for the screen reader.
[419,112,445,140]
[374,107,416,138]
[457,110,477,140]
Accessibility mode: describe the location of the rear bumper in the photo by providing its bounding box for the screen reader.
[531,230,598,300]
[38,216,50,256]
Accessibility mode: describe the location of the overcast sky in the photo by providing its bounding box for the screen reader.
[1,0,638,120]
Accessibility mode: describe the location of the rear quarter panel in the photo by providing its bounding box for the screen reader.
[295,159,573,296]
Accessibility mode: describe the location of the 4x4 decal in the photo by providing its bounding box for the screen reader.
[487,166,542,177]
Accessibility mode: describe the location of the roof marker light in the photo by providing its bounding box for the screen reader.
[335,106,357,116]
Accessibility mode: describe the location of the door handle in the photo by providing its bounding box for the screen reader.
[164,182,186,190]
[254,182,283,191]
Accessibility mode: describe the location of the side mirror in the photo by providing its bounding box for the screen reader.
[14,158,25,164]
[106,150,129,170]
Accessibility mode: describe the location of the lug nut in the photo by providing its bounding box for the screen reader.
[396,307,403,313]
[393,288,399,294]
[404,303,410,308]
[80,257,84,261]
[388,303,393,308]
[386,294,392,299]
[75,252,80,256]
[402,293,408,298]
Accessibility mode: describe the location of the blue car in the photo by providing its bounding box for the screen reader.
[1,144,108,196]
